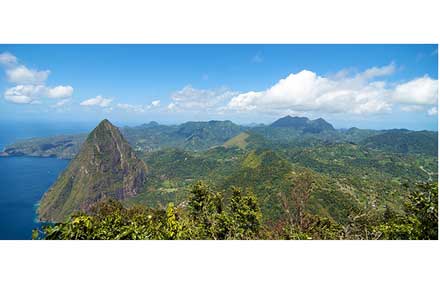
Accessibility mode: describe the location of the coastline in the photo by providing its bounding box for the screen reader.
[0,153,72,160]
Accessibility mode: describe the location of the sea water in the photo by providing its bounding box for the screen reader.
[0,121,91,239]
[0,156,69,239]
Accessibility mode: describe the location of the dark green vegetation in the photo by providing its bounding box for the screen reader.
[34,180,437,240]
[270,115,335,133]
[38,120,148,222]
[3,116,436,158]
[360,129,438,156]
[15,115,437,239]
[1,120,244,158]
[34,183,263,240]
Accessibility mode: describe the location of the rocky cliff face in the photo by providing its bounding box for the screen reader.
[38,119,148,222]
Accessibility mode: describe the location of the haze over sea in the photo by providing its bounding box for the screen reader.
[0,121,92,239]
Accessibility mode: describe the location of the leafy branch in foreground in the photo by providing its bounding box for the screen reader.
[33,181,438,240]
[374,182,438,240]
[33,181,263,240]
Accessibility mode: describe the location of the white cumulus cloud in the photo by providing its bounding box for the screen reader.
[80,95,112,107]
[358,63,396,80]
[1,52,74,106]
[226,68,393,115]
[47,85,73,99]
[225,64,437,116]
[392,76,438,105]
[116,103,146,113]
[3,84,73,104]
[116,100,162,113]
[0,52,17,66]
[4,94,34,104]
[6,65,50,85]
[4,85,46,104]
[167,103,177,111]
[170,85,238,111]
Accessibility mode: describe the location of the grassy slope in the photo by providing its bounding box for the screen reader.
[223,132,250,149]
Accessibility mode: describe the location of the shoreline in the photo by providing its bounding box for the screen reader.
[0,154,72,160]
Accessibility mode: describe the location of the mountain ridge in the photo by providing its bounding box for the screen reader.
[38,119,148,222]
[2,116,437,159]
[270,115,335,133]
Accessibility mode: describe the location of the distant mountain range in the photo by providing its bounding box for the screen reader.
[17,116,437,225]
[270,115,335,133]
[0,116,437,159]
[360,129,438,155]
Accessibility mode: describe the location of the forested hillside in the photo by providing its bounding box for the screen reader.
[8,116,436,240]
[34,181,438,240]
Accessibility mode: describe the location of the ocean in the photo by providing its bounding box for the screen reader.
[0,157,69,239]
[0,121,92,240]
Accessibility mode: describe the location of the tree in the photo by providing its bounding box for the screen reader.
[186,182,262,239]
[227,187,262,239]
[373,182,438,240]
[34,199,172,240]
[186,181,226,239]
[279,169,317,230]
[405,182,438,239]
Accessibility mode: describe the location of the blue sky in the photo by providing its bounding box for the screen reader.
[0,44,438,130]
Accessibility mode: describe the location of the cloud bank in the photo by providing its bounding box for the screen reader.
[224,64,437,116]
[6,65,50,85]
[167,85,238,112]
[1,52,437,120]
[1,52,74,105]
[392,76,437,105]
[80,95,112,107]
[0,52,17,66]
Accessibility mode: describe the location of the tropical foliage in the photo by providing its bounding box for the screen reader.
[34,181,437,240]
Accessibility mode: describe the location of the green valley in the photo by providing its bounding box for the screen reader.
[5,116,435,240]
